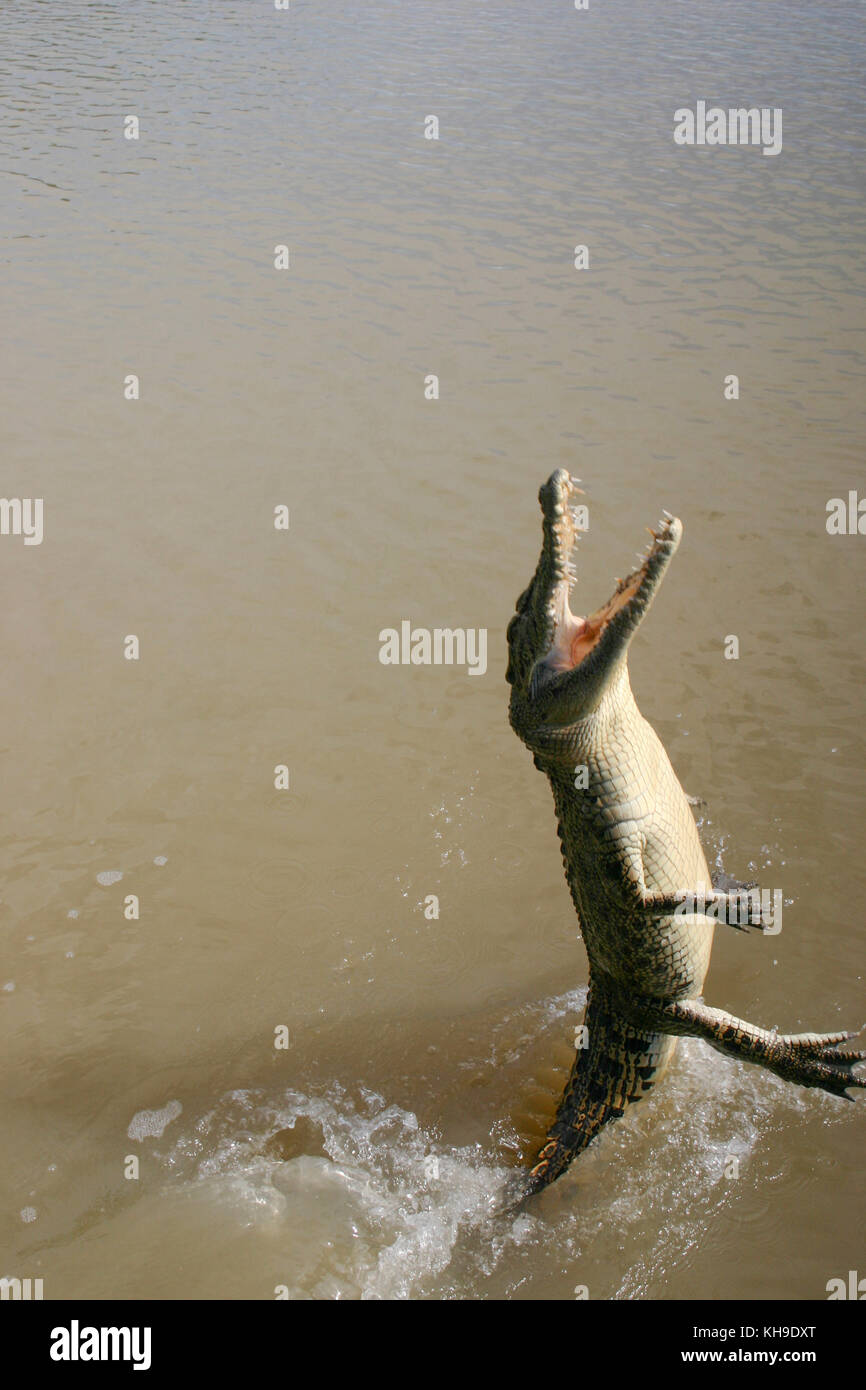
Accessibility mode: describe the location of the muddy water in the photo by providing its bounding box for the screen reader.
[1,0,864,1300]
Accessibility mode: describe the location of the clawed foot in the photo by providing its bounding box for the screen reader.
[664,1000,866,1099]
[685,886,776,933]
[721,887,769,933]
[774,1030,866,1098]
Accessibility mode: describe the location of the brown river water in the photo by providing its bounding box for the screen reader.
[1,1,864,1300]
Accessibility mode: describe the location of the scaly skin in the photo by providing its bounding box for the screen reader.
[506,470,864,1197]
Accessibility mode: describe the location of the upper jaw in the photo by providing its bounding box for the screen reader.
[508,470,682,724]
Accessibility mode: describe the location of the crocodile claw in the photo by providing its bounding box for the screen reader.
[793,1040,866,1097]
[768,1031,865,1098]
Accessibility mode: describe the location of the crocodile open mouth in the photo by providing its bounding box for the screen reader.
[540,471,681,675]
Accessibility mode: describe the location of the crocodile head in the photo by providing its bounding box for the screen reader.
[507,469,682,739]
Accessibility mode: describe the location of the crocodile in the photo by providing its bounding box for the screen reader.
[506,469,864,1197]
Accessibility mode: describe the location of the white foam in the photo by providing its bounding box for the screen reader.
[128,1100,183,1141]
[140,989,847,1300]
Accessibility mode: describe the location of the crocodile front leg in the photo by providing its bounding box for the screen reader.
[641,888,776,933]
[658,999,866,1098]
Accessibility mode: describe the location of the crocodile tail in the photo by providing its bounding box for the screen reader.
[523,976,676,1196]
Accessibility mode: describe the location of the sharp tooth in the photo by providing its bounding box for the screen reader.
[662,509,673,520]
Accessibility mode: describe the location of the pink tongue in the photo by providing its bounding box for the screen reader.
[572,616,587,637]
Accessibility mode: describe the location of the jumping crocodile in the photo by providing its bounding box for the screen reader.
[506,469,864,1196]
